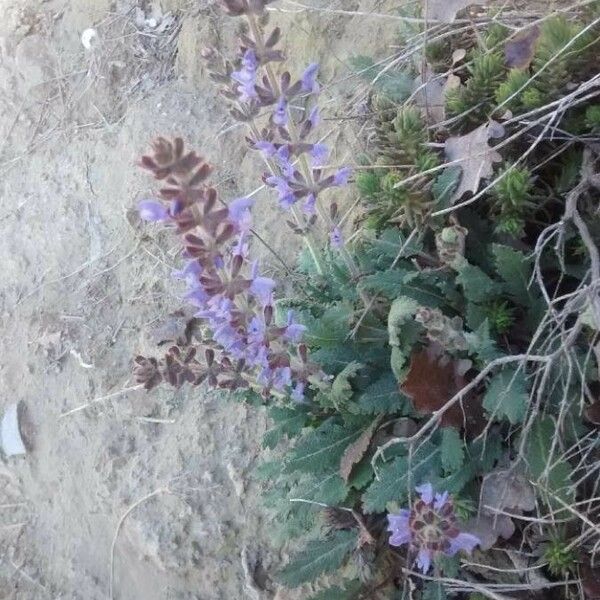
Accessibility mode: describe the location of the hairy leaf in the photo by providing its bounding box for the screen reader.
[455,260,500,303]
[465,320,503,364]
[441,428,465,473]
[525,416,575,509]
[340,416,382,482]
[388,296,420,347]
[290,471,349,505]
[432,167,462,209]
[357,373,410,414]
[483,368,529,424]
[277,530,356,587]
[285,420,363,475]
[492,244,537,306]
[263,406,309,449]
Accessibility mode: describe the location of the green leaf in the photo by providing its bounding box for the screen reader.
[483,368,529,424]
[362,444,440,512]
[432,167,461,209]
[525,416,574,510]
[465,320,503,364]
[303,303,351,347]
[422,581,447,600]
[285,420,363,475]
[455,260,499,303]
[388,296,420,347]
[441,428,465,473]
[263,406,309,449]
[331,362,363,408]
[290,471,349,505]
[307,580,362,600]
[349,55,413,101]
[277,530,357,588]
[362,270,408,298]
[492,244,537,306]
[356,373,409,414]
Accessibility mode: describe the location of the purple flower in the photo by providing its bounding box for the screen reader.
[272,366,292,390]
[310,143,329,167]
[139,200,169,222]
[250,263,276,304]
[284,311,306,342]
[333,167,352,186]
[172,260,202,286]
[291,381,306,403]
[301,63,320,93]
[231,49,258,102]
[273,97,288,127]
[302,193,316,215]
[387,483,480,574]
[329,227,343,249]
[228,197,254,231]
[255,140,277,157]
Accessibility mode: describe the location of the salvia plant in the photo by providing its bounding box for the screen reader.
[133,1,600,599]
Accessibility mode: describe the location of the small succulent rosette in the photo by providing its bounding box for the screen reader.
[387,483,480,573]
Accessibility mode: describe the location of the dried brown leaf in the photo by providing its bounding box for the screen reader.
[424,0,489,23]
[400,344,485,432]
[340,416,382,483]
[444,121,504,203]
[481,467,536,513]
[464,513,515,550]
[504,25,540,69]
[414,69,461,125]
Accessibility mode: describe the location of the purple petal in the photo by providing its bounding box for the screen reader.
[301,63,320,92]
[138,200,169,222]
[291,381,306,403]
[228,197,254,231]
[447,533,480,556]
[250,276,276,303]
[273,97,288,126]
[255,141,277,156]
[416,548,433,573]
[329,227,343,249]
[387,510,412,547]
[310,143,329,167]
[434,491,450,511]
[242,49,258,71]
[415,483,434,505]
[302,193,316,215]
[333,167,352,186]
[272,366,292,390]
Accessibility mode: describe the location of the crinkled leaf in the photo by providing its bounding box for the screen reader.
[388,296,420,347]
[303,304,352,347]
[277,530,357,587]
[290,471,349,505]
[441,428,465,473]
[362,270,409,299]
[331,362,363,408]
[483,368,529,424]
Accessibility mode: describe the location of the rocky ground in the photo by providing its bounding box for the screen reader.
[0,1,401,598]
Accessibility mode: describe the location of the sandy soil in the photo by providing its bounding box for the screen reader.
[0,1,400,598]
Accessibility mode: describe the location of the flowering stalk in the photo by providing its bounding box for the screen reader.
[208,0,362,283]
[134,137,323,402]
